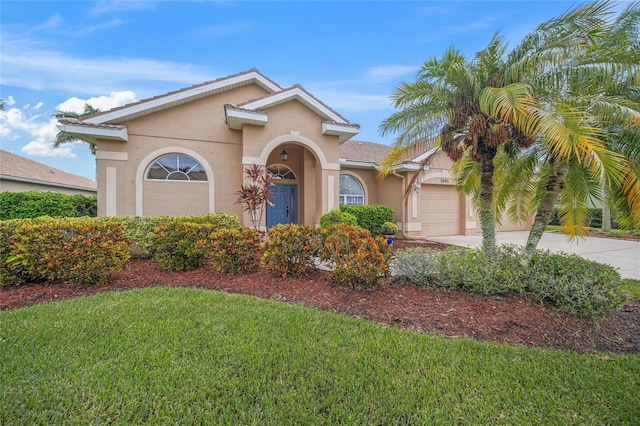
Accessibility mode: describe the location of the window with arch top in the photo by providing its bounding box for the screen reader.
[267,164,296,180]
[146,154,208,181]
[339,174,365,205]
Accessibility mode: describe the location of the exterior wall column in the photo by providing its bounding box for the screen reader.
[96,150,128,217]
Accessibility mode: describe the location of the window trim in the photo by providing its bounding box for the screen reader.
[339,173,366,206]
[145,153,208,182]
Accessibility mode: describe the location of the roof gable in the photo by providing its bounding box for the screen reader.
[238,85,348,124]
[85,68,281,125]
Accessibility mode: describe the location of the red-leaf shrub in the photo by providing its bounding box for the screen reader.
[262,224,323,277]
[321,224,391,288]
[1,217,130,286]
[209,227,264,274]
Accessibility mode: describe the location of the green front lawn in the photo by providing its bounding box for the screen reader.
[2,287,638,424]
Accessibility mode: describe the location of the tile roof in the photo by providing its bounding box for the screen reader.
[340,139,438,166]
[339,140,391,164]
[58,118,127,130]
[0,150,97,191]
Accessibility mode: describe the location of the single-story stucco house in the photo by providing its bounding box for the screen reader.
[56,69,529,237]
[0,149,97,197]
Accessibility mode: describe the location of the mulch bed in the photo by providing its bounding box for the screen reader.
[2,239,638,355]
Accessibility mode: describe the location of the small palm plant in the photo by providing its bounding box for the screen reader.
[234,164,274,229]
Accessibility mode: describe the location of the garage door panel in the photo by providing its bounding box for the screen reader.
[420,185,461,236]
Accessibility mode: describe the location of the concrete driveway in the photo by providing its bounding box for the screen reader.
[427,231,640,280]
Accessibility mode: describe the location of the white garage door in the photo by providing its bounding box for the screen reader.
[420,184,461,236]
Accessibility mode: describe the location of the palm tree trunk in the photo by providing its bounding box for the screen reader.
[525,160,568,259]
[479,144,498,261]
[601,177,611,232]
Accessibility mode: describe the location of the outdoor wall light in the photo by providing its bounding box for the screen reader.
[280,146,288,161]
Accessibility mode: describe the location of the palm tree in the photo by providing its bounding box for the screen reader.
[379,2,612,260]
[52,104,100,154]
[487,2,640,257]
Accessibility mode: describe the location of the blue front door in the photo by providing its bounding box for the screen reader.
[267,185,297,228]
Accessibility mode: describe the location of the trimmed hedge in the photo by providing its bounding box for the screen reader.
[0,191,97,220]
[118,213,240,258]
[339,204,394,236]
[0,217,130,286]
[319,210,358,228]
[391,245,626,317]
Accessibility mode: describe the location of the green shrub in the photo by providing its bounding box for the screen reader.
[525,250,626,317]
[321,224,391,288]
[339,204,394,236]
[119,213,240,258]
[70,194,97,217]
[587,208,603,229]
[390,247,440,286]
[392,244,625,317]
[0,217,130,286]
[150,221,215,271]
[319,209,358,228]
[209,227,264,274]
[549,206,561,226]
[381,221,399,235]
[262,224,323,277]
[0,191,93,220]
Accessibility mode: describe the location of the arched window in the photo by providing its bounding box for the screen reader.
[146,154,208,181]
[267,164,296,180]
[339,174,365,205]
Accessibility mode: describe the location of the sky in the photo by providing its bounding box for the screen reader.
[0,0,623,181]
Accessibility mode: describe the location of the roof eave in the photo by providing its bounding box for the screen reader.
[0,174,97,192]
[242,87,349,124]
[85,70,281,125]
[225,107,268,130]
[56,124,128,143]
[323,122,359,143]
[339,159,379,170]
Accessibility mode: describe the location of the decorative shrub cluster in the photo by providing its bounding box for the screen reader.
[392,245,626,317]
[321,224,391,288]
[210,227,264,274]
[150,221,216,271]
[0,191,97,220]
[339,204,394,236]
[319,210,358,228]
[262,224,323,277]
[0,217,130,286]
[119,213,240,258]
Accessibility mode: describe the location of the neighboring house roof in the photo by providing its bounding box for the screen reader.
[56,68,360,144]
[0,149,97,192]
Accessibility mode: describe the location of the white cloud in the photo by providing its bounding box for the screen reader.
[90,0,156,15]
[1,92,136,159]
[197,21,256,37]
[75,19,124,36]
[1,34,218,95]
[365,65,418,82]
[6,96,16,106]
[310,89,391,112]
[38,13,62,30]
[57,91,136,113]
